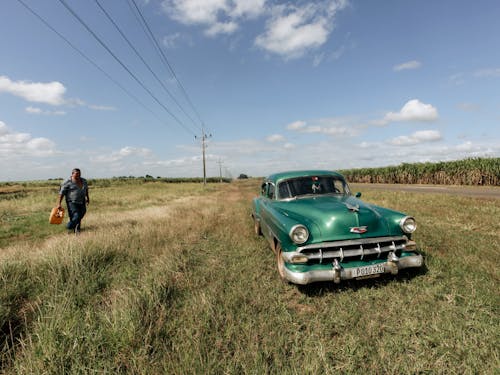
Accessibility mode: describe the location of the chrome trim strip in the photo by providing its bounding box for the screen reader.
[283,243,408,263]
[296,236,408,252]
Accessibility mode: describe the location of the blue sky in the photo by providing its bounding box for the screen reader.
[1,0,499,181]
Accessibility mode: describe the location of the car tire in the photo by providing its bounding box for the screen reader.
[254,216,262,236]
[276,244,288,282]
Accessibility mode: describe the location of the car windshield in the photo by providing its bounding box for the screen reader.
[278,176,349,199]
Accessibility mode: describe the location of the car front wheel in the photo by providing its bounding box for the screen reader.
[254,216,262,236]
[276,244,288,282]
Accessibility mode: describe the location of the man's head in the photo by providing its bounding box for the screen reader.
[71,168,81,178]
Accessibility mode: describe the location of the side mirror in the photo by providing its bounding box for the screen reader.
[355,192,362,198]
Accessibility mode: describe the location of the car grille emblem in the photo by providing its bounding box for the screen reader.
[350,226,368,234]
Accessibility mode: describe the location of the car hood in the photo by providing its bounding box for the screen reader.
[274,195,401,241]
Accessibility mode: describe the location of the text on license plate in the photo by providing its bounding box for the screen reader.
[354,264,385,278]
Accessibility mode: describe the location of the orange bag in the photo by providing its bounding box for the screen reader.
[49,207,65,224]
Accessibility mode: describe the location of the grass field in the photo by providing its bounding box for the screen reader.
[1,179,499,374]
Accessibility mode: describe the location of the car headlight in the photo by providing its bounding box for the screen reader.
[399,216,417,233]
[289,225,309,244]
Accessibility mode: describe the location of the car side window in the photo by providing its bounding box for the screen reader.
[278,182,291,199]
[267,183,275,199]
[332,179,345,194]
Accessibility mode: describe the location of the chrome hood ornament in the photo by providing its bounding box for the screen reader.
[345,203,360,212]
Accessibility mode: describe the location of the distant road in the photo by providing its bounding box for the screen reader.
[350,183,500,199]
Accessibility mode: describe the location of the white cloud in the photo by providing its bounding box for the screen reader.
[287,120,307,130]
[388,130,442,146]
[205,21,239,37]
[313,52,325,67]
[286,118,358,137]
[266,134,285,142]
[119,146,152,157]
[88,105,117,111]
[230,0,267,18]
[456,141,473,151]
[393,60,422,71]
[0,75,66,105]
[457,102,480,112]
[359,141,379,149]
[0,122,8,136]
[324,127,355,136]
[255,1,347,59]
[448,72,465,86]
[0,121,57,159]
[25,137,56,151]
[162,32,194,48]
[473,68,500,78]
[25,106,66,116]
[91,146,153,163]
[161,0,347,59]
[382,99,439,124]
[162,0,227,25]
[163,32,182,48]
[162,0,266,35]
[66,98,86,107]
[26,106,43,114]
[148,155,203,168]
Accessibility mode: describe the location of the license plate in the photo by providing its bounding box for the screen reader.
[353,264,385,278]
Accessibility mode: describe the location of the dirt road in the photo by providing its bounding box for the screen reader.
[350,183,500,199]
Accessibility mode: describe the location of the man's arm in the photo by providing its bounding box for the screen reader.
[56,194,64,208]
[57,180,67,208]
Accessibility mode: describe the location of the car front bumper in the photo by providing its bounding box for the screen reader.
[282,252,424,285]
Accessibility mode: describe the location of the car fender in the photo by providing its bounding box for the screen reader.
[260,201,321,252]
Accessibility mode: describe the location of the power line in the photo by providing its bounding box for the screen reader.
[15,0,168,128]
[17,0,216,178]
[93,0,201,133]
[128,0,216,180]
[128,0,207,133]
[57,0,196,137]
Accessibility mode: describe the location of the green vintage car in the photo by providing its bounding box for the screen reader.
[252,170,424,285]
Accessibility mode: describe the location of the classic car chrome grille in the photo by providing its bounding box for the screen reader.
[297,236,409,263]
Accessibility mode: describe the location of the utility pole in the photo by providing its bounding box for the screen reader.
[217,159,223,182]
[196,127,211,186]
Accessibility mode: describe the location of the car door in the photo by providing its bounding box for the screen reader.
[259,181,280,249]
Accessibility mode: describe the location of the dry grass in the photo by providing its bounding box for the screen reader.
[1,179,499,374]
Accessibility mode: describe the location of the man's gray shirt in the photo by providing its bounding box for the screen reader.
[59,178,88,204]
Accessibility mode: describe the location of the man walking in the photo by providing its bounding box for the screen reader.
[57,168,89,233]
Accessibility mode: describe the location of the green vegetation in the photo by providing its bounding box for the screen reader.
[340,157,500,185]
[1,179,499,373]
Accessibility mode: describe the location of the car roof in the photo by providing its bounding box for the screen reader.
[265,170,345,184]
